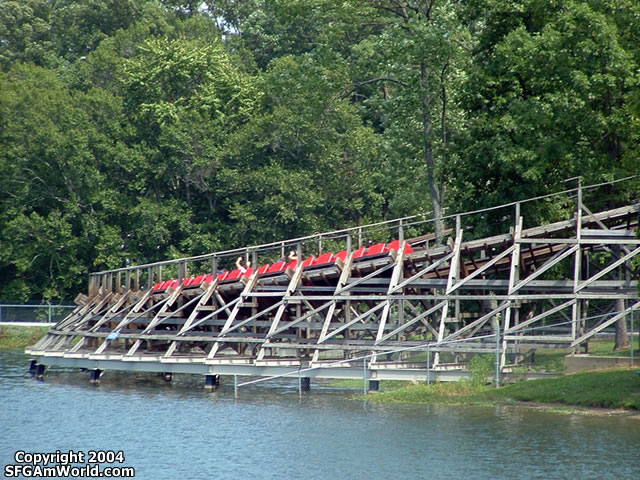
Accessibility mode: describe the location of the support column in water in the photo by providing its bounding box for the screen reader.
[301,377,311,392]
[205,374,220,390]
[29,360,38,377]
[89,369,102,384]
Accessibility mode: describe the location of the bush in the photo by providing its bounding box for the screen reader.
[469,354,494,386]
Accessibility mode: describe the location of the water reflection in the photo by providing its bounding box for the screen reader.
[1,350,639,480]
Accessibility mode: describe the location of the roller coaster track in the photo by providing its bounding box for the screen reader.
[27,179,640,384]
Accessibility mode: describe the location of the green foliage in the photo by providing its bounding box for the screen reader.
[469,354,495,386]
[494,369,640,410]
[0,326,49,349]
[368,381,491,404]
[1,0,639,302]
[371,369,640,411]
[449,0,640,223]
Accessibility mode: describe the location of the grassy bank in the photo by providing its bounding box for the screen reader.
[0,325,49,349]
[368,369,640,411]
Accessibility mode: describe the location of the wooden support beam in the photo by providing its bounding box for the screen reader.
[510,245,579,293]
[575,247,640,292]
[571,301,640,347]
[311,252,355,363]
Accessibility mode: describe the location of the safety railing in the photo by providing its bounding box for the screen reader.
[0,303,76,324]
[87,175,639,295]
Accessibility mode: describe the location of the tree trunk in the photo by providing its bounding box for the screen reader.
[614,298,630,350]
[421,58,445,244]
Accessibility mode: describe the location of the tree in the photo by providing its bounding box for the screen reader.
[218,52,384,244]
[454,0,640,347]
[0,0,57,69]
[0,65,102,299]
[450,0,639,219]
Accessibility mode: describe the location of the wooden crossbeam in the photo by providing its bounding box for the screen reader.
[510,244,579,293]
[406,300,439,337]
[320,302,386,343]
[376,301,447,345]
[269,301,333,337]
[505,299,576,334]
[311,253,355,363]
[372,244,408,354]
[391,250,455,293]
[208,275,259,359]
[571,301,640,347]
[336,261,395,294]
[126,283,184,356]
[576,246,640,292]
[449,245,516,294]
[164,280,220,357]
[443,302,510,345]
[91,289,154,354]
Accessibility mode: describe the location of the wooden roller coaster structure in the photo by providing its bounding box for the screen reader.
[27,179,640,384]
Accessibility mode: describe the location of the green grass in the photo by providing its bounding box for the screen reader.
[365,380,494,405]
[0,325,50,349]
[522,338,640,373]
[368,369,640,411]
[582,339,640,358]
[488,369,640,409]
[329,379,412,390]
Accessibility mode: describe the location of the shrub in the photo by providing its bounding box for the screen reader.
[469,354,494,387]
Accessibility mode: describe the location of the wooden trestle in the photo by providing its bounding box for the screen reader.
[27,191,640,383]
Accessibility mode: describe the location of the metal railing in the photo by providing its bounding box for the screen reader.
[0,303,76,324]
[87,175,639,295]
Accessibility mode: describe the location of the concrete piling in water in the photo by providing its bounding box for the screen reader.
[29,360,38,377]
[205,374,220,390]
[89,369,102,384]
[301,377,311,392]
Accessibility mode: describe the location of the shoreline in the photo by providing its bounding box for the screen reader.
[0,324,50,349]
[478,399,640,417]
[4,325,640,416]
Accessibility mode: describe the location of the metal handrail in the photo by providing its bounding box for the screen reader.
[88,175,639,279]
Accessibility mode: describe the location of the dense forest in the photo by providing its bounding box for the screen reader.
[1,0,639,302]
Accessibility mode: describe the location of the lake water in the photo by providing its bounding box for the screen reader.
[1,350,639,480]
